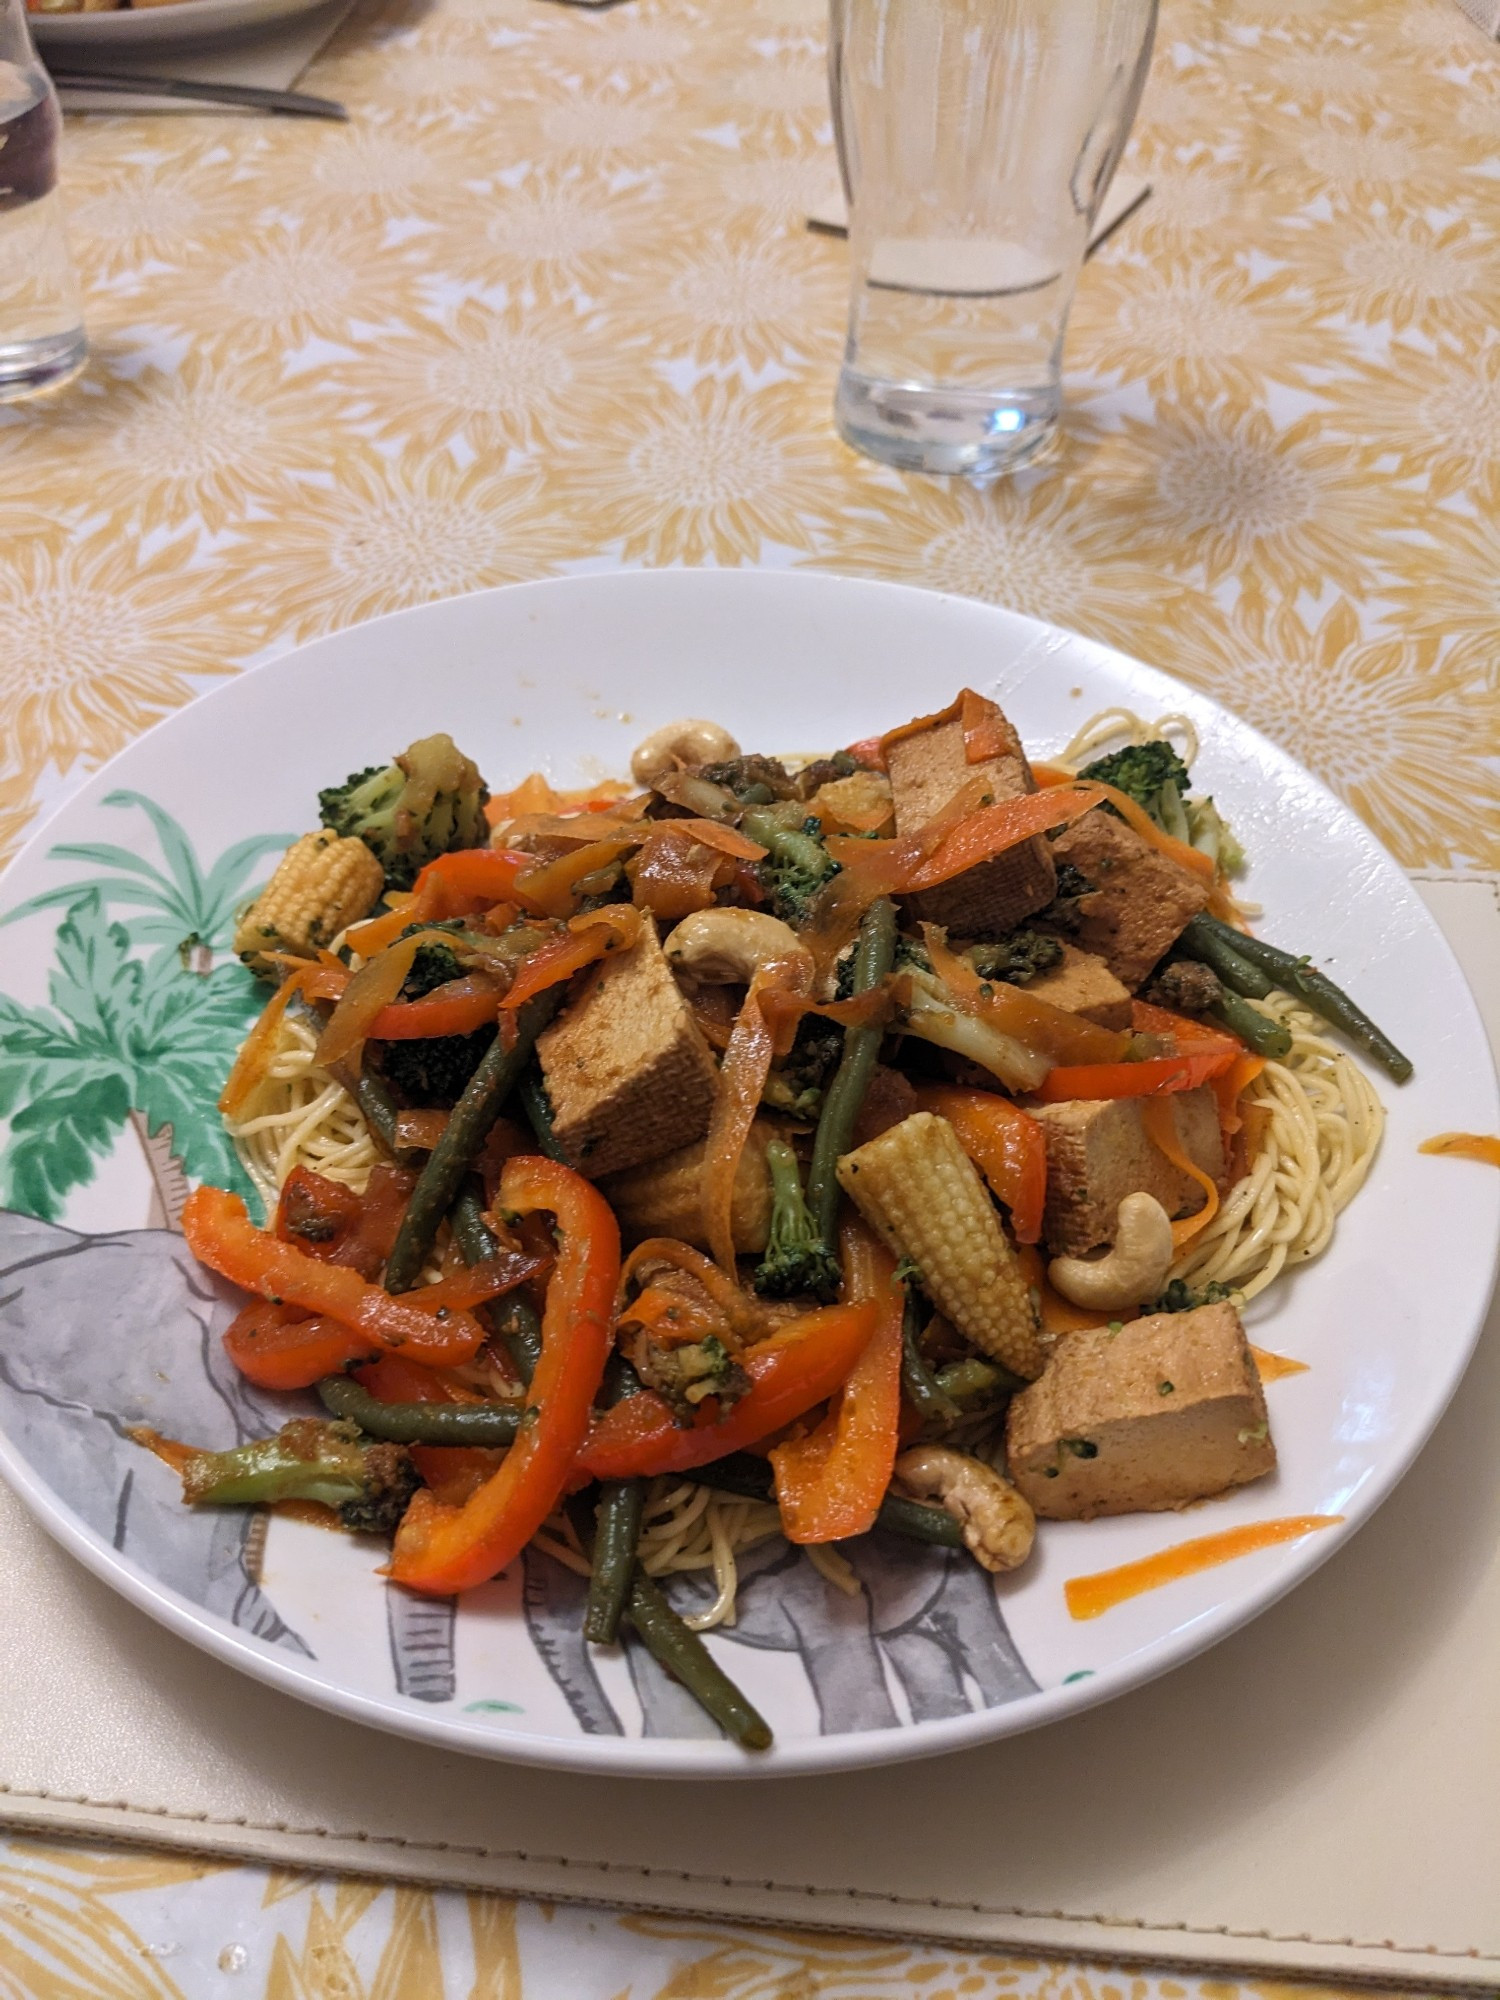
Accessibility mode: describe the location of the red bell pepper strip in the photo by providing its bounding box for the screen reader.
[183,1185,493,1367]
[768,1227,902,1545]
[366,974,506,1042]
[1030,1048,1238,1103]
[911,1084,1047,1245]
[575,1302,879,1483]
[223,1301,378,1390]
[389,1157,619,1595]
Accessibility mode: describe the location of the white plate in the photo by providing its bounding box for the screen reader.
[31,0,328,53]
[0,569,1494,1778]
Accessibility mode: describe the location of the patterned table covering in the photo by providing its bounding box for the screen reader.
[4,0,1500,1990]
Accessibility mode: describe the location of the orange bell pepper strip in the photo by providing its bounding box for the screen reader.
[768,1225,903,1545]
[347,850,535,954]
[183,1185,493,1367]
[911,1084,1047,1244]
[389,1157,619,1596]
[223,1301,378,1391]
[1030,1047,1238,1103]
[575,1302,879,1483]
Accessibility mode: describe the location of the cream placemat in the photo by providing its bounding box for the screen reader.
[0,873,1496,1989]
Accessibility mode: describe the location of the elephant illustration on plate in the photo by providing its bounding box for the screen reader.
[0,1209,311,1654]
[0,1209,1039,1738]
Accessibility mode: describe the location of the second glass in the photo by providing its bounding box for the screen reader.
[830,0,1156,478]
[1,0,88,403]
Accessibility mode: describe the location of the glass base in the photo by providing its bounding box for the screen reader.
[835,368,1060,478]
[0,325,88,403]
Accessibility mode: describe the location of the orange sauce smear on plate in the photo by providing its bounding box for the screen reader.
[1065,1514,1343,1621]
[1250,1345,1309,1383]
[1419,1132,1500,1167]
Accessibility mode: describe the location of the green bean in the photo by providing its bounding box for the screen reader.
[384,986,564,1293]
[317,1375,520,1446]
[624,1570,773,1751]
[517,1067,569,1163]
[899,1286,960,1427]
[684,1454,965,1552]
[326,1060,418,1167]
[584,1358,645,1647]
[1178,916,1277,999]
[1197,915,1412,1083]
[805,896,898,1249]
[451,1178,542,1385]
[567,1491,772,1748]
[933,1355,1024,1402]
[1206,991,1293,1060]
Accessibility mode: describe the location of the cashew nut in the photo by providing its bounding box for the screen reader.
[894,1446,1036,1574]
[630,718,741,787]
[1048,1192,1174,1311]
[664,908,812,989]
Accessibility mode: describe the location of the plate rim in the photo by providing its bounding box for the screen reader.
[29,0,331,49]
[2,566,1496,1780]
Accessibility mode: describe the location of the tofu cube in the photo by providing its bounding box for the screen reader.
[1006,1301,1276,1519]
[1024,941,1132,1030]
[536,917,718,1180]
[1032,1087,1225,1256]
[886,711,1055,938]
[1049,812,1208,990]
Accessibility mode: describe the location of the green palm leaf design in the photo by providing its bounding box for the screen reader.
[0,793,294,1227]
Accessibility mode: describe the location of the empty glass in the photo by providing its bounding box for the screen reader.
[830,0,1156,478]
[0,0,87,402]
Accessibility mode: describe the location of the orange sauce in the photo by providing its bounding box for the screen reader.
[1420,1132,1500,1167]
[128,1426,195,1475]
[1065,1514,1342,1621]
[1250,1345,1309,1383]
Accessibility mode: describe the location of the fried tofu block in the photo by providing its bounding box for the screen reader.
[1006,1301,1276,1519]
[1024,941,1132,1030]
[599,1122,775,1254]
[1049,812,1208,991]
[1032,1087,1225,1256]
[886,712,1055,938]
[536,917,718,1181]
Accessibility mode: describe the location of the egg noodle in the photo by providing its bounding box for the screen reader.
[222,710,1383,1628]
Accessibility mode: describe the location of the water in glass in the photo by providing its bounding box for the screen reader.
[830,0,1156,477]
[0,5,87,402]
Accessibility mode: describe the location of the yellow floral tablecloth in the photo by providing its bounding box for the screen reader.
[3,0,1500,1989]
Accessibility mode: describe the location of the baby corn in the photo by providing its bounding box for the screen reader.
[838,1111,1044,1382]
[234,830,384,976]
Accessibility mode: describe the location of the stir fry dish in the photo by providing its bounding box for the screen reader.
[157,691,1408,1749]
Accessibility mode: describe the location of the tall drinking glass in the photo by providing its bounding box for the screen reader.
[830,0,1156,478]
[0,0,87,401]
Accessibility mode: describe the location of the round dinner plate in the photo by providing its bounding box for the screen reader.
[0,568,1494,1778]
[29,0,330,53]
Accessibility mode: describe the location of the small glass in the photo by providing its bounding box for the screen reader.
[0,0,87,402]
[830,0,1156,478]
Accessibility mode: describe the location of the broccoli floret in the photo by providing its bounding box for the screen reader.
[319,732,489,891]
[968,930,1065,986]
[762,1014,843,1118]
[741,808,841,928]
[1144,960,1222,1015]
[374,937,491,1107]
[696,754,796,803]
[627,1334,750,1422]
[172,1419,418,1538]
[1150,1278,1239,1314]
[1078,740,1191,815]
[754,1136,839,1299]
[1034,861,1095,933]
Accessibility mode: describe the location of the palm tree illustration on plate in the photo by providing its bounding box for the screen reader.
[0,791,290,1228]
